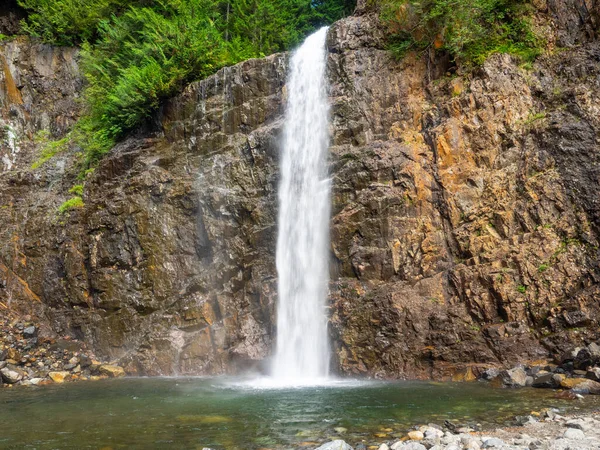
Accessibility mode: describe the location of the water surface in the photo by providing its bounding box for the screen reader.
[2,377,599,449]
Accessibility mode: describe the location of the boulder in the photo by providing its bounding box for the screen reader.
[482,437,505,448]
[560,348,581,364]
[574,348,594,370]
[480,368,499,380]
[563,428,585,439]
[22,326,37,338]
[567,379,600,394]
[531,372,556,388]
[407,430,424,440]
[498,367,527,387]
[0,367,22,384]
[586,367,600,381]
[48,371,71,383]
[98,364,126,378]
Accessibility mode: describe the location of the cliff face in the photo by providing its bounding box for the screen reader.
[1,1,599,378]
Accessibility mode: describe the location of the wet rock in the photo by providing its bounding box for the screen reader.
[532,372,563,388]
[498,367,527,387]
[98,365,125,378]
[314,440,353,450]
[48,371,71,383]
[560,378,600,394]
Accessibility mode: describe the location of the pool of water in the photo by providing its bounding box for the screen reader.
[2,377,599,449]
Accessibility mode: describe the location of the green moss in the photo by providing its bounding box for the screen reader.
[58,196,85,214]
[538,263,549,273]
[517,285,527,294]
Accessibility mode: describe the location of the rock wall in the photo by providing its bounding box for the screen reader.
[0,1,599,378]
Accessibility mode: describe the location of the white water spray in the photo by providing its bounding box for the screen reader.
[272,27,331,383]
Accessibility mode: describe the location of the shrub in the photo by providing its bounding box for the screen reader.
[17,0,134,46]
[380,0,542,66]
[20,0,357,167]
[31,132,70,169]
[58,196,84,214]
[68,184,84,196]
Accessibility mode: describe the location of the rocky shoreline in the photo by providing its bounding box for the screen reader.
[0,315,125,387]
[315,411,600,450]
[458,341,600,396]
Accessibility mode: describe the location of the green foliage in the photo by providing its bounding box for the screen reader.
[379,0,542,66]
[17,0,135,46]
[31,131,70,169]
[538,263,549,273]
[79,1,230,164]
[58,196,84,214]
[69,184,84,196]
[523,111,547,125]
[517,284,527,294]
[20,0,356,167]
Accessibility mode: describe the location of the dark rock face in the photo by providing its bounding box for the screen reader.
[1,4,600,378]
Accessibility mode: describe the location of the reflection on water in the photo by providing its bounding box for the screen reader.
[1,377,599,449]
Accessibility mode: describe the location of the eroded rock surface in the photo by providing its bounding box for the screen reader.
[0,2,599,377]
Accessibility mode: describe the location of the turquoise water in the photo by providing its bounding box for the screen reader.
[1,377,599,449]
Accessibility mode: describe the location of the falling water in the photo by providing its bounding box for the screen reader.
[272,27,331,383]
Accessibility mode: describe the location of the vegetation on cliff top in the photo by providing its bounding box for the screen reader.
[379,0,541,66]
[18,0,356,167]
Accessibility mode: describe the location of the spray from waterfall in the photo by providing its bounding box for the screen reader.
[272,27,331,383]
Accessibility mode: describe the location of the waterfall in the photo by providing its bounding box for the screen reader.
[272,27,331,383]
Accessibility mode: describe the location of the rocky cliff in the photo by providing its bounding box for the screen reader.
[1,1,599,378]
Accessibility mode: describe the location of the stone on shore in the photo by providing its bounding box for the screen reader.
[98,364,126,378]
[314,440,353,450]
[482,437,505,448]
[563,428,585,439]
[498,367,527,387]
[0,367,22,384]
[48,371,71,383]
[561,378,600,394]
[407,430,424,440]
